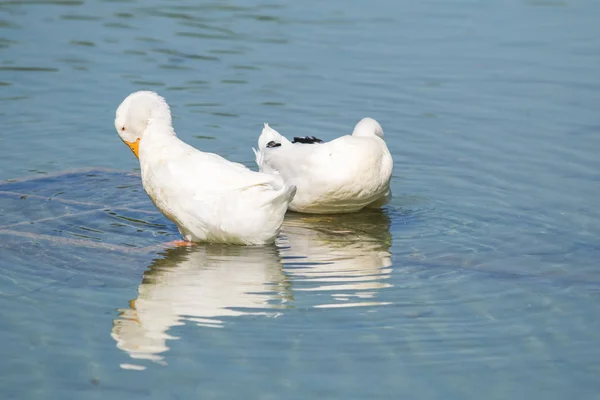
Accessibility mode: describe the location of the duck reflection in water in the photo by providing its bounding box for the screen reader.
[111,244,289,366]
[278,209,393,308]
[112,209,392,366]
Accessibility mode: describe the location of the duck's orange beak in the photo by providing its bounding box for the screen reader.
[124,138,140,159]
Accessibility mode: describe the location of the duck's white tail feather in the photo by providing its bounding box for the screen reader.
[285,184,297,203]
[255,180,296,207]
[252,147,263,169]
[258,123,290,149]
[253,123,291,172]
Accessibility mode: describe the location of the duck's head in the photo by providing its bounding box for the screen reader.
[351,117,384,139]
[114,91,172,158]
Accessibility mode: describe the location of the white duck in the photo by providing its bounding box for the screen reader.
[253,118,393,214]
[114,91,296,245]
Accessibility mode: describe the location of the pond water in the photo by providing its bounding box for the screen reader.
[1,0,600,398]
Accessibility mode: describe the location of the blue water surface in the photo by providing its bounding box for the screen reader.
[1,0,600,398]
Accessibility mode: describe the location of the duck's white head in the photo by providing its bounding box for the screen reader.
[351,117,384,139]
[114,90,173,158]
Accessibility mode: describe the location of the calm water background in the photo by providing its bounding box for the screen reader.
[1,0,600,398]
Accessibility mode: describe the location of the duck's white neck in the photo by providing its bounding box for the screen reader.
[145,101,176,140]
[148,103,173,127]
[147,118,176,137]
[139,117,179,163]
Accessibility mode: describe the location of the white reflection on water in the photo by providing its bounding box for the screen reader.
[278,209,393,308]
[112,209,392,366]
[111,244,289,367]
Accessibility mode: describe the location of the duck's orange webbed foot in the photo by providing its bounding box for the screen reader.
[165,240,195,248]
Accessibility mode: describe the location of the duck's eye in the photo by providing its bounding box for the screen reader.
[121,127,126,132]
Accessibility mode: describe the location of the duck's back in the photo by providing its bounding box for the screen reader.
[262,135,392,213]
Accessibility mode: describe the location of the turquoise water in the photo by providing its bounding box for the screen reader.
[2,0,600,398]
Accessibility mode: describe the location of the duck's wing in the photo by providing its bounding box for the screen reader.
[253,123,334,176]
[175,145,297,241]
[257,134,393,205]
[257,134,361,181]
[145,143,294,236]
[184,145,290,197]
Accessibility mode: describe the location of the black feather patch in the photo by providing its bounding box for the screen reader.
[292,136,324,144]
[266,141,281,148]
